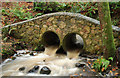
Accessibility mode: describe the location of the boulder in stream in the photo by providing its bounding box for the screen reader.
[40,66,51,75]
[29,52,34,56]
[28,65,39,73]
[75,63,85,68]
[19,67,25,71]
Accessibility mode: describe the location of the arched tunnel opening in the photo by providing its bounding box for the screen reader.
[42,31,60,55]
[62,33,84,58]
[42,31,60,47]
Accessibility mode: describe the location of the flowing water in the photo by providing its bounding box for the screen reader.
[0,48,98,77]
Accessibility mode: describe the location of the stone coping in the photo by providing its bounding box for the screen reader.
[2,12,120,32]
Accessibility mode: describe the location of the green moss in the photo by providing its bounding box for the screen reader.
[98,2,116,60]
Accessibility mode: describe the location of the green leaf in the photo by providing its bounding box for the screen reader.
[104,61,110,70]
[2,9,5,12]
[108,57,113,61]
[36,13,42,16]
[48,8,52,11]
[16,14,20,17]
[3,37,8,41]
[24,17,29,20]
[62,3,66,7]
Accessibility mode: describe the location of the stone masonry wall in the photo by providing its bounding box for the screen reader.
[2,12,120,54]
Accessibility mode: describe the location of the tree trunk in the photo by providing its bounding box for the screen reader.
[98,2,116,60]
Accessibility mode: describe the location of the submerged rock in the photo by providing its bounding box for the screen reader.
[29,52,34,56]
[19,67,25,71]
[11,57,16,60]
[28,65,39,73]
[34,65,39,70]
[28,69,34,73]
[75,63,85,68]
[40,66,51,75]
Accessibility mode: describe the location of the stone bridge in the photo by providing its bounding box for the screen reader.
[2,12,120,54]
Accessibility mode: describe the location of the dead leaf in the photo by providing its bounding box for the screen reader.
[112,69,116,71]
[101,67,105,72]
[114,73,119,76]
[92,69,96,72]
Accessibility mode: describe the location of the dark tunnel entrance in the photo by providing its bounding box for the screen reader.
[62,33,84,52]
[42,31,60,47]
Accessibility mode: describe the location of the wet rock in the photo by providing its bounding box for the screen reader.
[28,69,34,73]
[75,63,85,68]
[80,54,87,58]
[34,65,39,70]
[43,60,46,62]
[29,52,34,56]
[87,56,95,59]
[40,66,51,75]
[19,67,25,71]
[11,57,16,60]
[81,58,87,62]
[28,65,39,73]
[16,53,22,57]
[79,50,91,57]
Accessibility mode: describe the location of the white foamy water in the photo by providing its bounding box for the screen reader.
[0,49,82,77]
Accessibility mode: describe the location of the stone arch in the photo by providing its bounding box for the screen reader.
[2,12,120,54]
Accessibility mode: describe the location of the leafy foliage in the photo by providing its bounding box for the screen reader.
[34,2,70,14]
[10,4,33,20]
[93,56,113,73]
[35,13,43,17]
[2,9,10,16]
[2,3,34,25]
[69,2,98,18]
[109,2,120,14]
[2,47,16,59]
[2,2,119,26]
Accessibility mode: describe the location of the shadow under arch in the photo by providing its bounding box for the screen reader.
[41,31,60,48]
[62,32,85,51]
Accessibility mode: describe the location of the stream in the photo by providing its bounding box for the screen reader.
[0,49,101,77]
